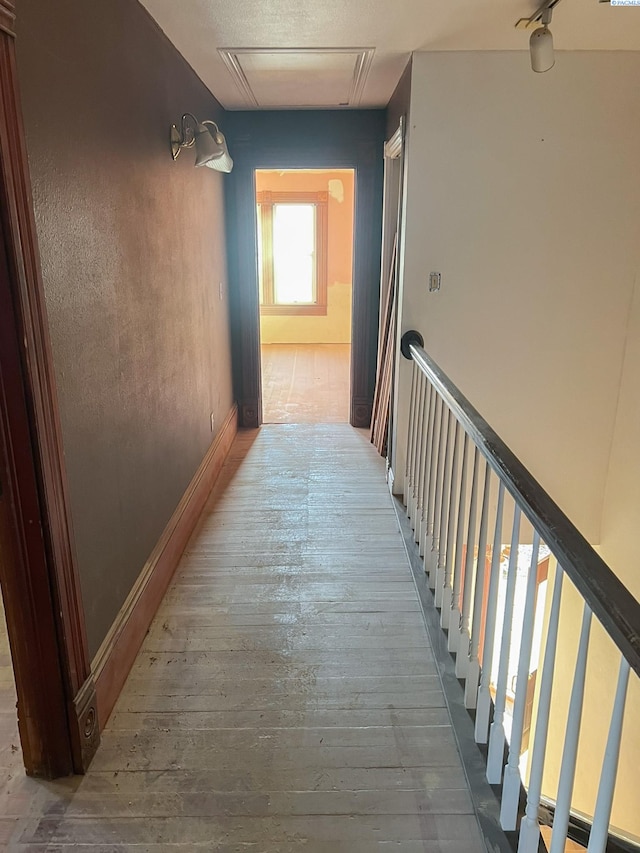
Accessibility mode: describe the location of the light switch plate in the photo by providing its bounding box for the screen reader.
[429,272,441,292]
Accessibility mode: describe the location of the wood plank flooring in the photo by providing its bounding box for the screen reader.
[261,344,350,423]
[6,425,484,851]
[0,592,27,849]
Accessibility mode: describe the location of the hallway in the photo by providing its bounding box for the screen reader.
[7,425,483,851]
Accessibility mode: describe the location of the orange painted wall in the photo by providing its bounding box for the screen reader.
[256,169,354,344]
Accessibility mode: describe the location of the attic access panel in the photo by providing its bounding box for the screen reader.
[218,47,374,108]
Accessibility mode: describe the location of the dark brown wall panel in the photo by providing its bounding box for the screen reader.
[15,0,234,657]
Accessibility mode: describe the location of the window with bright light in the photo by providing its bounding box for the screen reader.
[257,191,328,316]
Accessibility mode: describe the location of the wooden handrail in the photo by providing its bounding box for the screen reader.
[401,331,640,677]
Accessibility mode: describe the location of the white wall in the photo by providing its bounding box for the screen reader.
[600,272,640,599]
[393,50,640,835]
[395,51,640,545]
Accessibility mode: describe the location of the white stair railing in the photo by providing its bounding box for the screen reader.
[399,330,640,853]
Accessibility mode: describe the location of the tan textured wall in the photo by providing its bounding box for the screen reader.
[16,0,234,657]
[257,170,354,344]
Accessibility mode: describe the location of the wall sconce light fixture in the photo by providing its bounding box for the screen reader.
[516,0,563,73]
[170,114,233,173]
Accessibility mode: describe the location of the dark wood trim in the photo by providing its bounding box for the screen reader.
[0,15,97,775]
[93,405,238,727]
[0,216,74,778]
[403,334,640,678]
[238,399,260,428]
[0,0,15,39]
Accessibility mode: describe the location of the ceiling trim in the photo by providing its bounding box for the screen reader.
[349,47,375,105]
[217,47,375,109]
[218,49,259,107]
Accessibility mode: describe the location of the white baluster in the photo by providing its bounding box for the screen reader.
[549,603,592,853]
[422,391,440,551]
[406,369,420,521]
[429,402,448,587]
[448,434,470,649]
[403,362,417,506]
[587,656,631,853]
[501,532,541,829]
[455,448,481,679]
[475,481,505,743]
[517,567,564,853]
[435,410,453,607]
[487,504,522,783]
[464,464,492,709]
[441,421,461,627]
[410,373,426,526]
[420,382,437,551]
[415,382,432,551]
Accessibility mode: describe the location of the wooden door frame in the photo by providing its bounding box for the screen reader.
[224,111,385,429]
[0,0,98,776]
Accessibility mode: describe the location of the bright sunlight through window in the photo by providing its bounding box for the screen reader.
[257,190,328,316]
[272,204,316,304]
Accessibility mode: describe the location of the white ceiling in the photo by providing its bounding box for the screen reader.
[140,0,640,109]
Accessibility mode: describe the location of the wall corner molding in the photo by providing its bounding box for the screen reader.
[351,396,373,428]
[92,404,238,726]
[70,676,99,772]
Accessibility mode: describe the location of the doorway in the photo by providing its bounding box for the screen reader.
[223,109,385,430]
[256,169,355,424]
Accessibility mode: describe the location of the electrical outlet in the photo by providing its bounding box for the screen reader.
[210,413,215,432]
[429,272,441,292]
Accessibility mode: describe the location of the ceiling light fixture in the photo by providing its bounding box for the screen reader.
[170,114,233,173]
[515,0,564,73]
[530,10,554,72]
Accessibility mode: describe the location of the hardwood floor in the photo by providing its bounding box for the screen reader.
[6,425,484,851]
[261,344,350,423]
[0,593,26,849]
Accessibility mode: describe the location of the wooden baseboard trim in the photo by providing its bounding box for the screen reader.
[92,404,238,728]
